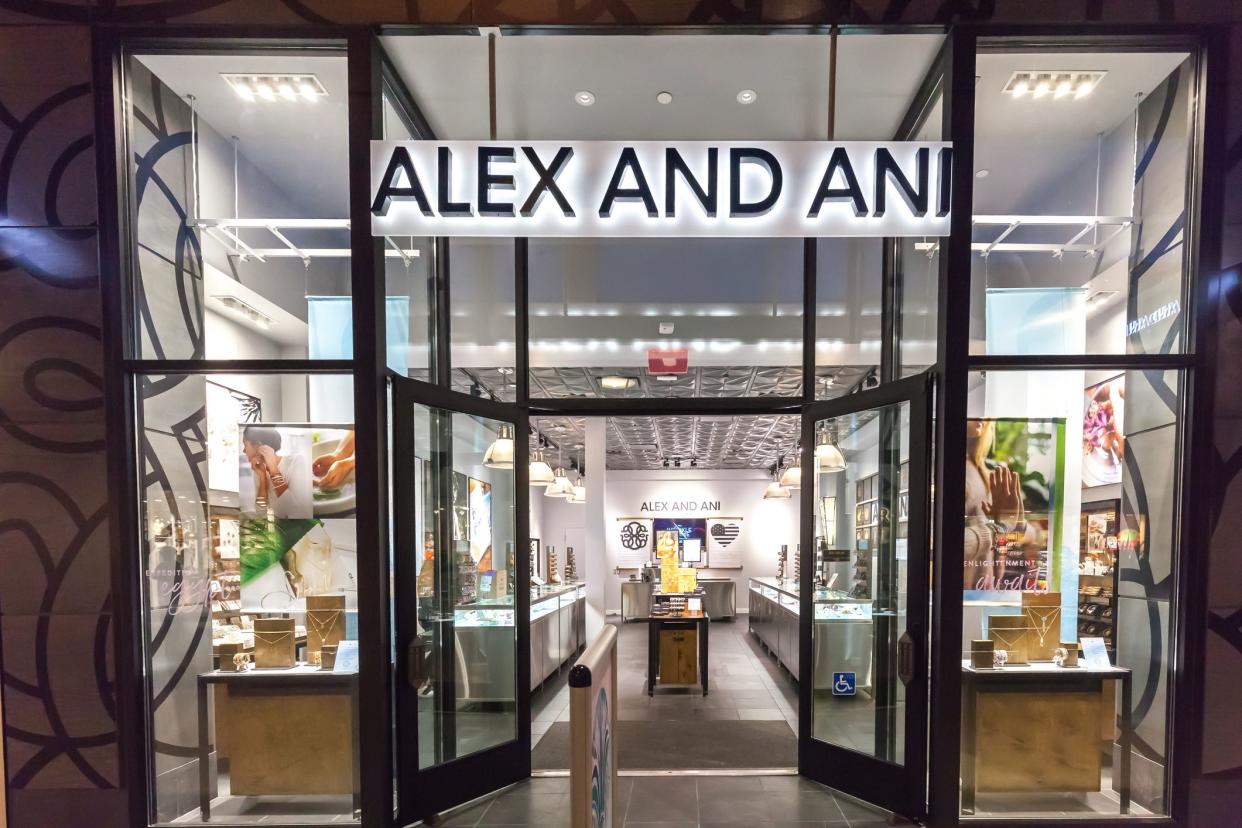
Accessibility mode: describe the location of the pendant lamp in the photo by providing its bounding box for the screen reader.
[778,445,802,489]
[483,423,515,469]
[762,468,790,499]
[568,449,587,503]
[529,445,555,487]
[545,467,574,498]
[815,425,847,473]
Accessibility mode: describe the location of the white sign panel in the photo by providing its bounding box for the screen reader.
[371,140,952,238]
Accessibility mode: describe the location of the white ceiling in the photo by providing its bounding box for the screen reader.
[382,32,945,141]
[136,52,350,218]
[974,50,1188,140]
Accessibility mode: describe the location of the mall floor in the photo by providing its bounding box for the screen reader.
[427,774,906,827]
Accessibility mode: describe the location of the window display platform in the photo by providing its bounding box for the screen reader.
[960,661,1132,815]
[196,666,359,821]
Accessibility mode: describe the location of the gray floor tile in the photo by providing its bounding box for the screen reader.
[624,778,700,823]
[698,792,778,823]
[476,792,570,826]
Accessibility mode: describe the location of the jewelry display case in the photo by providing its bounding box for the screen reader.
[529,582,586,691]
[749,577,874,689]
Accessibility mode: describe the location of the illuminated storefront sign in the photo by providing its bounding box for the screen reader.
[370,140,952,238]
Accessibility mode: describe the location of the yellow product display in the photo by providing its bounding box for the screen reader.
[659,565,697,594]
[655,530,678,564]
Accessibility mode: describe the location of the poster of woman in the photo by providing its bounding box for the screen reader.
[239,425,313,519]
[964,417,1066,596]
[1081,376,1125,488]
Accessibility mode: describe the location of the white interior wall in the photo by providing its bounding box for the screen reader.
[535,468,800,614]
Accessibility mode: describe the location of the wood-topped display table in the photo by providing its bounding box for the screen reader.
[636,610,710,696]
[960,661,1132,815]
[197,666,360,819]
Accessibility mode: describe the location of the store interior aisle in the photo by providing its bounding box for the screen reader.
[532,617,799,771]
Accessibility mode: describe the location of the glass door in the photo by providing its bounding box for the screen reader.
[798,373,932,820]
[392,376,530,820]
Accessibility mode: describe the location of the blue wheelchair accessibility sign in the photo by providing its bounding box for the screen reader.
[832,672,856,696]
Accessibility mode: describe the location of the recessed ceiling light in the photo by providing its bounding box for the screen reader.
[736,89,757,105]
[654,374,680,382]
[975,169,990,178]
[1002,70,1105,101]
[222,73,327,103]
[656,91,673,105]
[574,90,596,106]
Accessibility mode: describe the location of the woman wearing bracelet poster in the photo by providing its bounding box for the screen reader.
[964,418,1062,594]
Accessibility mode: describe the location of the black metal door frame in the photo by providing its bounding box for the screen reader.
[391,375,531,823]
[796,372,933,820]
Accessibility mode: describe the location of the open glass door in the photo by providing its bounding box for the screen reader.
[392,376,530,820]
[798,372,932,820]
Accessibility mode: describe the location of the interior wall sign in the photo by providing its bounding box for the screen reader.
[371,140,952,238]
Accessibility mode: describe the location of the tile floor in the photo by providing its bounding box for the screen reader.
[426,773,907,827]
[532,616,800,752]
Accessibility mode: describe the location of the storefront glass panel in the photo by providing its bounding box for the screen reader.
[529,237,804,398]
[960,368,1184,818]
[405,402,519,767]
[810,399,911,763]
[136,372,360,824]
[969,50,1195,357]
[449,239,517,398]
[125,50,351,363]
[381,87,435,379]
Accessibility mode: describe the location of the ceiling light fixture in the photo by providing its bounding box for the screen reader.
[736,89,757,105]
[1003,70,1105,101]
[654,374,679,383]
[574,90,596,106]
[763,468,790,500]
[656,91,673,105]
[779,446,802,490]
[213,295,273,329]
[545,467,574,498]
[483,423,515,469]
[529,444,555,487]
[815,425,847,473]
[568,449,587,503]
[600,375,638,391]
[223,73,328,103]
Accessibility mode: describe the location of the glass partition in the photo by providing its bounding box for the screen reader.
[960,367,1184,818]
[136,372,359,824]
[810,399,911,763]
[969,49,1194,357]
[126,50,350,363]
[408,403,518,766]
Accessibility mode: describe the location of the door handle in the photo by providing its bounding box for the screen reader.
[897,630,918,685]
